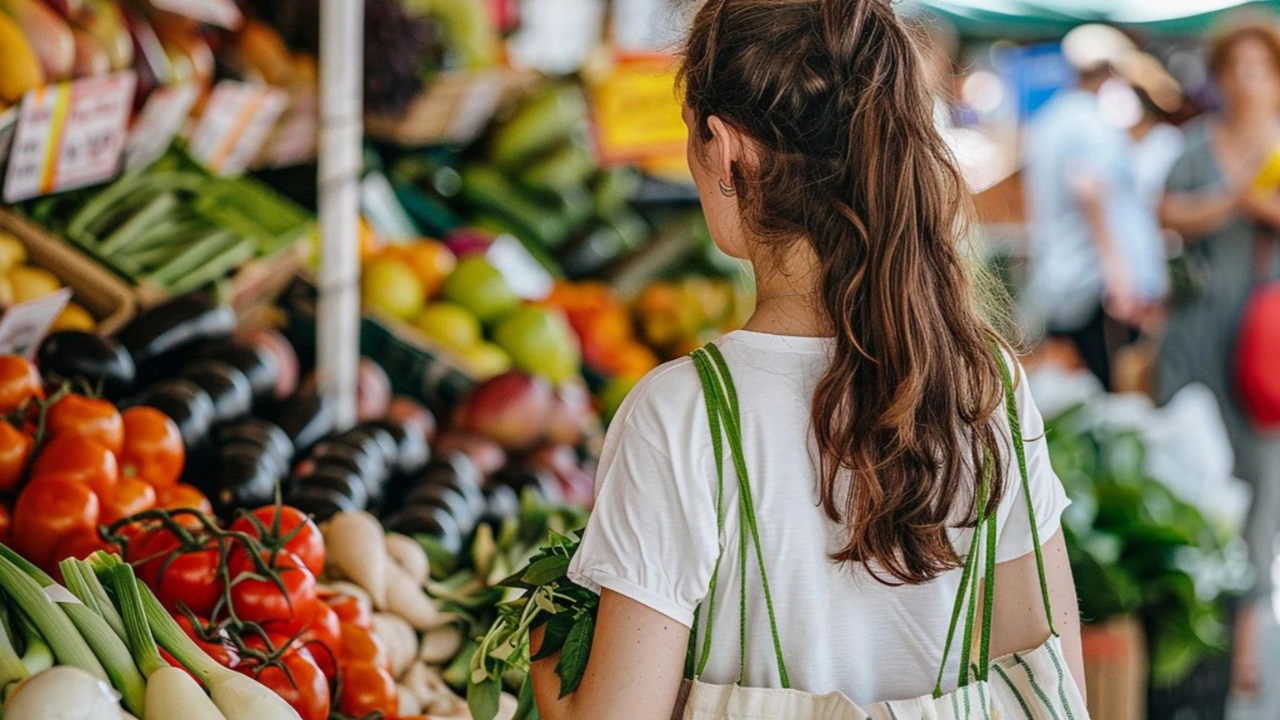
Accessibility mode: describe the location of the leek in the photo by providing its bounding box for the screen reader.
[88,554,299,720]
[0,600,28,691]
[13,614,51,677]
[88,557,226,720]
[0,548,107,683]
[60,560,128,644]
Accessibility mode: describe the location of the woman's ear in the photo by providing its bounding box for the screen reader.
[706,115,740,191]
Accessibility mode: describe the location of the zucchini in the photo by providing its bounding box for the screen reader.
[460,165,570,250]
[518,143,596,194]
[392,181,463,236]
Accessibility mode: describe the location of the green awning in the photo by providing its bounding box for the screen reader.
[906,0,1280,37]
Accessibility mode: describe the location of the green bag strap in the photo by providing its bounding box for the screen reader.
[686,353,729,679]
[688,345,792,688]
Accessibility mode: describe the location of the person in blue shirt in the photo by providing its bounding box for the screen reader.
[1023,25,1169,389]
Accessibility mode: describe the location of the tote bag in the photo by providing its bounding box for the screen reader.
[1236,235,1280,431]
[675,343,1089,720]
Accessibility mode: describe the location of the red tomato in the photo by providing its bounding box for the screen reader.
[249,647,330,720]
[154,483,213,517]
[0,502,11,545]
[0,357,42,413]
[31,435,118,500]
[153,544,224,619]
[53,528,116,566]
[338,621,388,668]
[173,614,239,671]
[335,661,396,717]
[101,477,157,524]
[322,591,371,630]
[301,602,341,680]
[13,477,100,569]
[119,407,185,489]
[126,527,183,588]
[229,506,325,577]
[46,394,125,454]
[0,422,32,493]
[228,551,318,628]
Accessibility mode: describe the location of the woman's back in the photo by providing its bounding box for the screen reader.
[569,331,1069,703]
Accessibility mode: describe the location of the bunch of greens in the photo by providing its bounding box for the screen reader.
[464,531,598,720]
[1047,405,1251,685]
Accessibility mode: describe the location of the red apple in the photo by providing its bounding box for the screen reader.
[453,371,552,450]
[544,381,593,446]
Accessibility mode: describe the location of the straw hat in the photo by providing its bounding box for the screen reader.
[1061,23,1137,72]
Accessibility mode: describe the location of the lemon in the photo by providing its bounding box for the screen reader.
[8,265,61,303]
[0,275,12,307]
[0,233,27,273]
[414,302,482,352]
[456,342,512,379]
[51,302,95,332]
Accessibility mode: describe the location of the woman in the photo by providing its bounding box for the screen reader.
[532,0,1085,717]
[1158,20,1280,695]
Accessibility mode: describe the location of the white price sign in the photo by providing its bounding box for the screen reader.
[3,72,137,203]
[126,83,200,170]
[0,289,72,360]
[149,0,242,29]
[187,81,287,177]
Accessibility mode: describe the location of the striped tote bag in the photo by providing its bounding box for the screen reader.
[675,343,1089,720]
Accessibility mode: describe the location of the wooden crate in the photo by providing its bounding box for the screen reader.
[0,207,136,336]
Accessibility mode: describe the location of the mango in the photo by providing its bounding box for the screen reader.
[0,11,44,104]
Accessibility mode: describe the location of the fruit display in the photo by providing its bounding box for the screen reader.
[633,275,754,361]
[0,229,99,332]
[21,151,313,299]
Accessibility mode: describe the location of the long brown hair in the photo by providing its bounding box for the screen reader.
[680,0,1010,585]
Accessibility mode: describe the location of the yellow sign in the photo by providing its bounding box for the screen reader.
[589,55,688,170]
[1253,147,1280,195]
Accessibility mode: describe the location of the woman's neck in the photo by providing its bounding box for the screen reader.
[742,244,831,337]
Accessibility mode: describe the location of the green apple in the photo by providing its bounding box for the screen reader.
[492,305,581,383]
[363,257,424,320]
[441,257,519,324]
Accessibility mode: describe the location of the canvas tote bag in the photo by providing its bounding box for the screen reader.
[675,343,1089,720]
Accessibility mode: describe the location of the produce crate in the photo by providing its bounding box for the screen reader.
[365,70,538,147]
[1082,616,1146,720]
[0,208,135,336]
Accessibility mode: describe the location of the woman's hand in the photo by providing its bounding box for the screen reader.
[531,589,690,720]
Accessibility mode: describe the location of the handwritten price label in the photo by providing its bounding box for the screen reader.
[126,83,200,171]
[0,288,72,360]
[187,81,287,176]
[149,0,242,29]
[3,72,137,203]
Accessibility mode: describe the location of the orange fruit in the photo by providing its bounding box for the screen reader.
[394,241,457,299]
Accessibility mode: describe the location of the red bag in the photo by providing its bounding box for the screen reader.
[1236,237,1280,431]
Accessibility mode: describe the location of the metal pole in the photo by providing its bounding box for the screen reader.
[316,0,364,429]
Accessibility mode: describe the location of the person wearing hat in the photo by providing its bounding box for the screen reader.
[1023,24,1169,388]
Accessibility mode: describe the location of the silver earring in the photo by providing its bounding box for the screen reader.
[718,178,737,197]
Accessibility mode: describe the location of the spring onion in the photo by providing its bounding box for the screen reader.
[0,600,28,692]
[53,560,147,715]
[86,557,227,720]
[13,613,51,678]
[59,559,128,644]
[88,553,300,720]
[3,666,127,720]
[0,546,107,683]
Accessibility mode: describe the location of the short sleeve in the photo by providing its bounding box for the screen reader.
[567,369,719,626]
[994,360,1071,564]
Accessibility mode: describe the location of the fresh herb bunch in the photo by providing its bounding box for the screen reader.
[466,531,600,720]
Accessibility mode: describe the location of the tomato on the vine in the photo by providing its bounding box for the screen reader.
[152,542,224,619]
[228,551,318,629]
[247,646,330,720]
[101,477,157,524]
[13,477,100,569]
[301,602,341,680]
[229,506,325,577]
[46,394,124,454]
[119,407,184,488]
[338,621,388,669]
[31,435,118,500]
[0,357,42,413]
[335,661,396,717]
[0,422,32,493]
[172,614,239,672]
[322,591,371,630]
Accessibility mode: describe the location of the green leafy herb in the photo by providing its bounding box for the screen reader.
[468,675,502,719]
[554,614,594,698]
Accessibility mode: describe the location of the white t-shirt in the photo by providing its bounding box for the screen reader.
[568,330,1070,704]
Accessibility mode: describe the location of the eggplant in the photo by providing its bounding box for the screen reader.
[213,418,293,467]
[294,463,370,510]
[365,419,429,477]
[136,379,216,448]
[340,425,398,476]
[117,292,235,369]
[273,392,334,455]
[203,444,280,517]
[36,331,136,399]
[220,440,289,481]
[406,483,475,534]
[383,506,463,554]
[181,359,252,424]
[196,340,278,402]
[286,484,358,522]
[491,465,563,504]
[307,441,385,490]
[423,452,481,491]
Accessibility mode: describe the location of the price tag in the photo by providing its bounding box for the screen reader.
[3,72,137,203]
[0,107,17,168]
[149,0,242,29]
[588,55,687,167]
[0,289,72,360]
[125,83,199,170]
[187,81,287,176]
[486,235,554,301]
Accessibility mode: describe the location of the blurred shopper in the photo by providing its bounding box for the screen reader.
[1024,25,1168,389]
[1121,53,1187,212]
[1158,19,1280,696]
